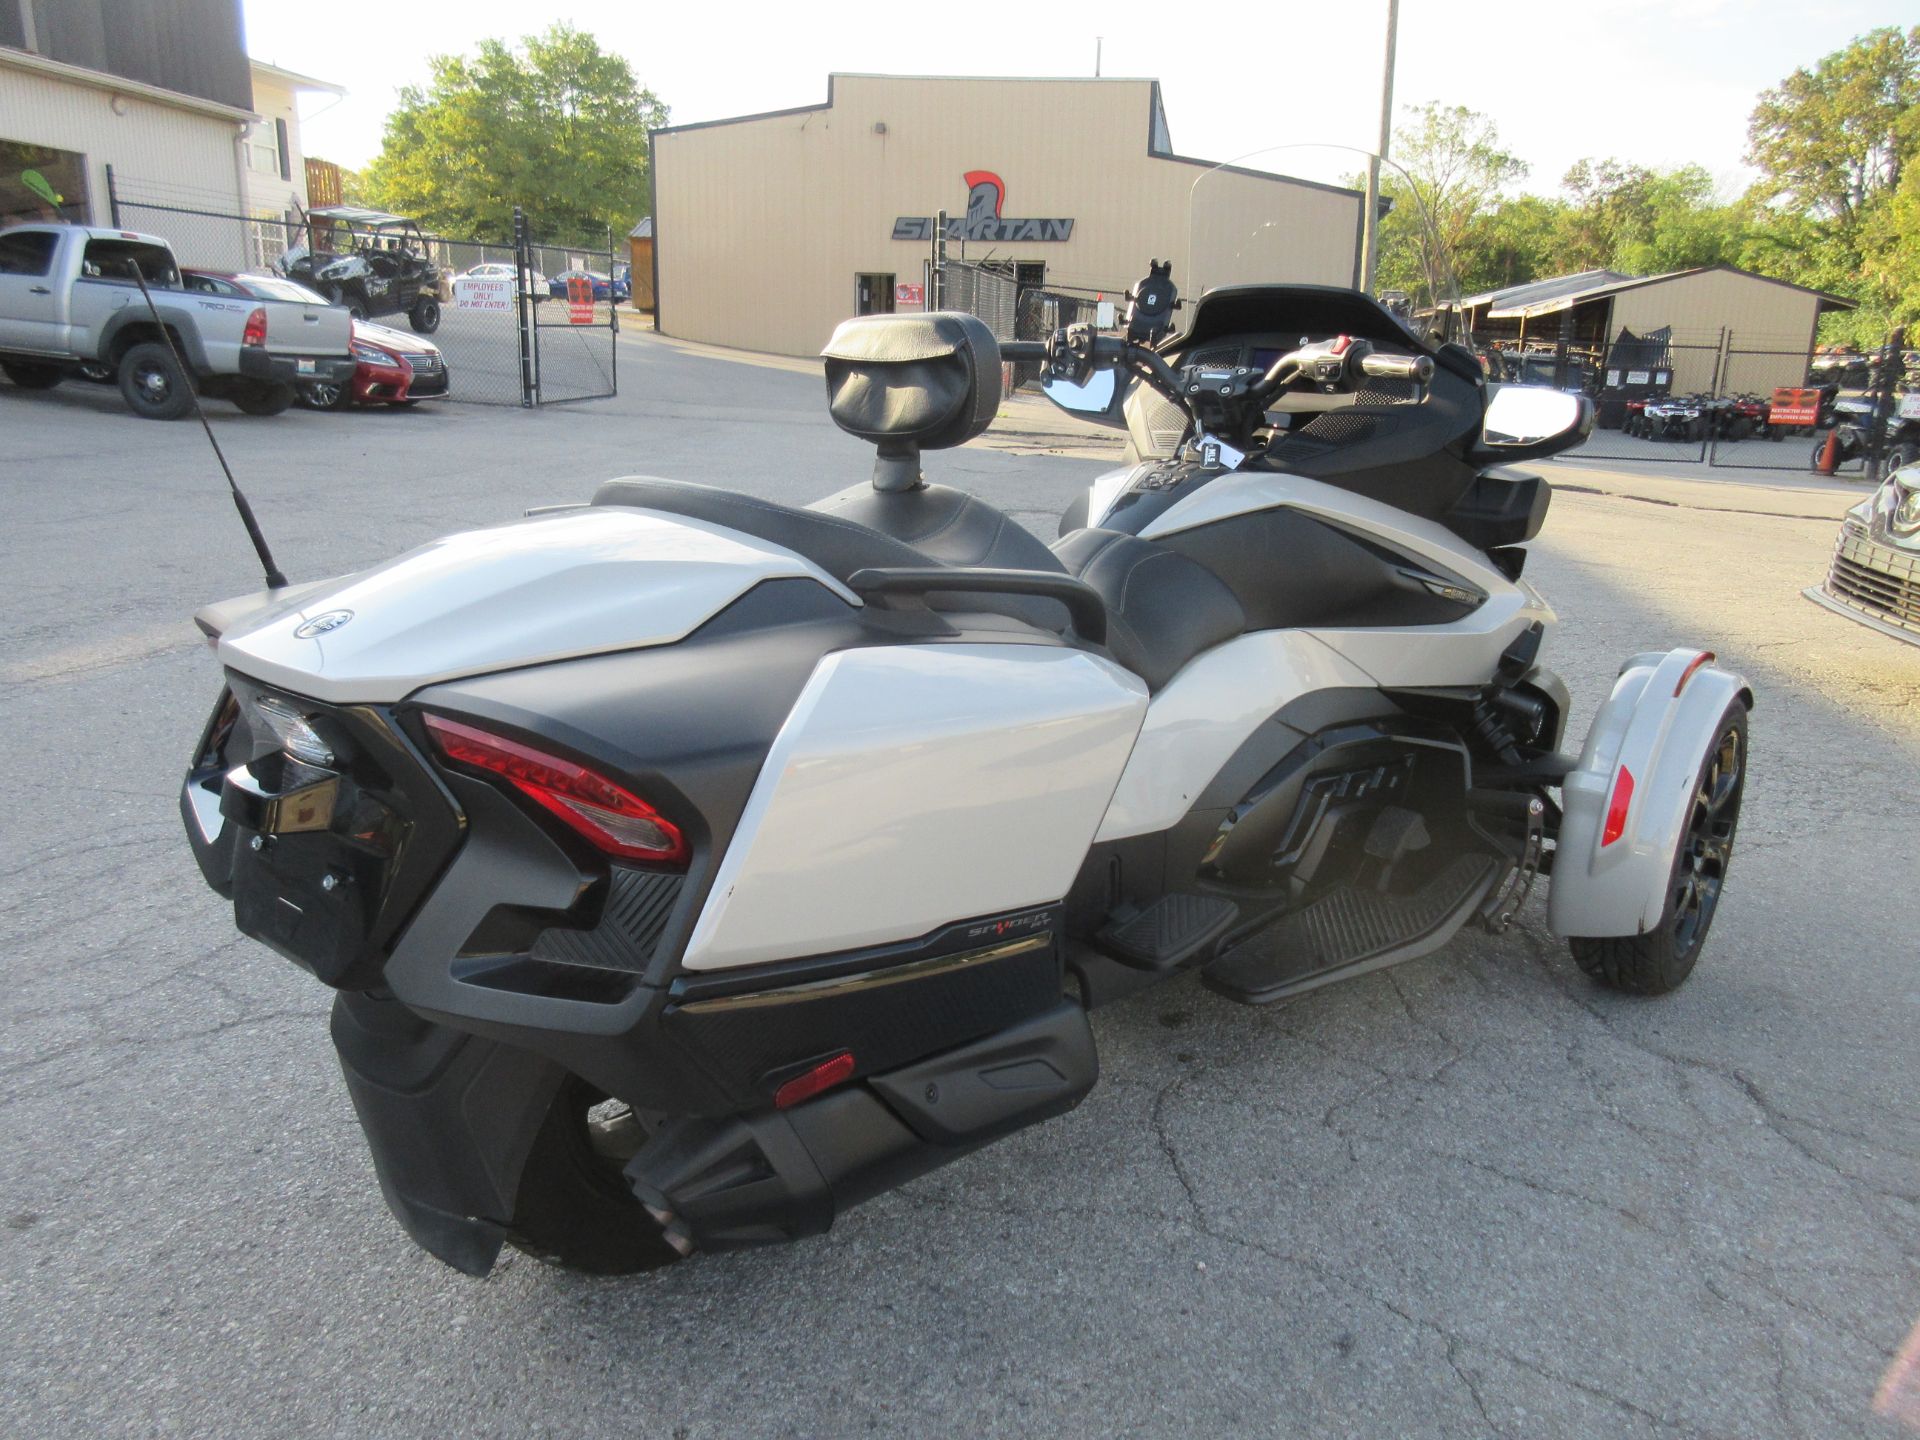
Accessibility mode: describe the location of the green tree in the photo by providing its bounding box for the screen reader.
[1747,25,1919,225]
[1371,102,1529,304]
[364,25,667,244]
[1471,194,1562,293]
[1744,27,1920,343]
[1857,163,1920,333]
[1552,160,1746,276]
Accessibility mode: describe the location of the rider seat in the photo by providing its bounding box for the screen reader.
[589,477,1071,632]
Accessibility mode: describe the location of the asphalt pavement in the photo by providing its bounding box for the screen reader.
[3,330,1918,1439]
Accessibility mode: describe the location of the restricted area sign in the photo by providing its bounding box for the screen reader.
[567,275,594,325]
[1769,387,1822,426]
[895,282,924,308]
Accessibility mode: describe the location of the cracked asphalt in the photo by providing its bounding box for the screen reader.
[4,329,1919,1438]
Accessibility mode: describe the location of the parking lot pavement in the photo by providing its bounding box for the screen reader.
[4,350,1919,1439]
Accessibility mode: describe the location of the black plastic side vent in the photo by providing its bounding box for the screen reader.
[532,868,683,974]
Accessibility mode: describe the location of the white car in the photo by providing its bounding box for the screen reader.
[1808,460,1920,644]
[461,261,547,294]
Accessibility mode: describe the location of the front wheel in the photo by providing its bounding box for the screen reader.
[116,342,195,420]
[1570,702,1746,995]
[1887,442,1917,473]
[408,296,442,334]
[504,1076,680,1275]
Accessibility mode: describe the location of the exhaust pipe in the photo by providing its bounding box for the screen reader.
[626,1002,1097,1253]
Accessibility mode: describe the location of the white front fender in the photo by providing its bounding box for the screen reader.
[1547,649,1752,938]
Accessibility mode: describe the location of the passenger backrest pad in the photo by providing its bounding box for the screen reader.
[820,312,1001,451]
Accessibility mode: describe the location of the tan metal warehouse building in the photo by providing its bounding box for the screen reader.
[1454,265,1854,394]
[648,74,1369,357]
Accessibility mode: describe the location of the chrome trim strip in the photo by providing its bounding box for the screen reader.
[1803,585,1920,647]
[676,932,1052,1014]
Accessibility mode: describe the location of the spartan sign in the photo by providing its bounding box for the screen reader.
[892,171,1075,242]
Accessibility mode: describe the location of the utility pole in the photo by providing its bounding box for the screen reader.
[1358,0,1400,295]
[1095,37,1103,78]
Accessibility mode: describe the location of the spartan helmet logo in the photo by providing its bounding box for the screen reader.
[962,171,1005,227]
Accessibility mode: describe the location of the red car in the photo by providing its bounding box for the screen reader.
[182,270,450,409]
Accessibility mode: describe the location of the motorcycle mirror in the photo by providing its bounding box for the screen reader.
[1483,386,1586,447]
[1041,368,1117,417]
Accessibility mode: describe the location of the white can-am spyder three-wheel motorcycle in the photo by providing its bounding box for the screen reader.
[178,157,1749,1277]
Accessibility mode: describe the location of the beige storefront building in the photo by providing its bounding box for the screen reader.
[649,74,1368,358]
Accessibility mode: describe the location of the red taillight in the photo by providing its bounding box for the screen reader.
[1601,765,1634,847]
[242,306,267,347]
[774,1051,855,1109]
[422,713,689,865]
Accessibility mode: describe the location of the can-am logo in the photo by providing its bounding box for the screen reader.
[293,609,354,638]
[893,172,1074,243]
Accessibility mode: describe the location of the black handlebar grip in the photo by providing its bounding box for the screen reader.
[998,341,1047,360]
[1359,352,1436,383]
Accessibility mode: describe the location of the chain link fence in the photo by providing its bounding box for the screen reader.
[105,172,619,408]
[934,260,1019,341]
[1464,324,1912,476]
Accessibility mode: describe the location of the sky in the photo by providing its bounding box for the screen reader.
[244,0,1915,199]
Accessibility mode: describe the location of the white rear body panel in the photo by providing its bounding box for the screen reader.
[218,508,858,704]
[1095,631,1376,841]
[1091,469,1556,840]
[682,644,1147,971]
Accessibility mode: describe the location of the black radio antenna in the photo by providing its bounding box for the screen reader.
[128,257,288,590]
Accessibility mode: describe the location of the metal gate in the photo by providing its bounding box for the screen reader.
[104,171,617,407]
[515,209,618,406]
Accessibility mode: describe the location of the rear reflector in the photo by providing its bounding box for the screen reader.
[242,306,267,347]
[422,713,688,865]
[774,1051,855,1109]
[1674,651,1715,696]
[1601,765,1634,847]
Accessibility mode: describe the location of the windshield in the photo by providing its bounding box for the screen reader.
[1184,144,1459,345]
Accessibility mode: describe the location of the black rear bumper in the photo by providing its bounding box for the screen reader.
[238,350,356,387]
[334,988,1096,1274]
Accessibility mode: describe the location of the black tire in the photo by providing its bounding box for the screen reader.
[1888,442,1917,473]
[1570,702,1746,996]
[1727,416,1754,442]
[299,378,352,411]
[504,1076,680,1275]
[2,359,63,390]
[408,296,442,334]
[116,342,195,420]
[232,381,295,416]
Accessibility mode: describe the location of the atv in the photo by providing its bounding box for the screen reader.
[279,206,444,335]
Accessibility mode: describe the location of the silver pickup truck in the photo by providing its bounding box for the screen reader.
[0,223,355,420]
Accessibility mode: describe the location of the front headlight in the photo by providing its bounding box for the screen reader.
[351,343,401,368]
[1886,475,1920,538]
